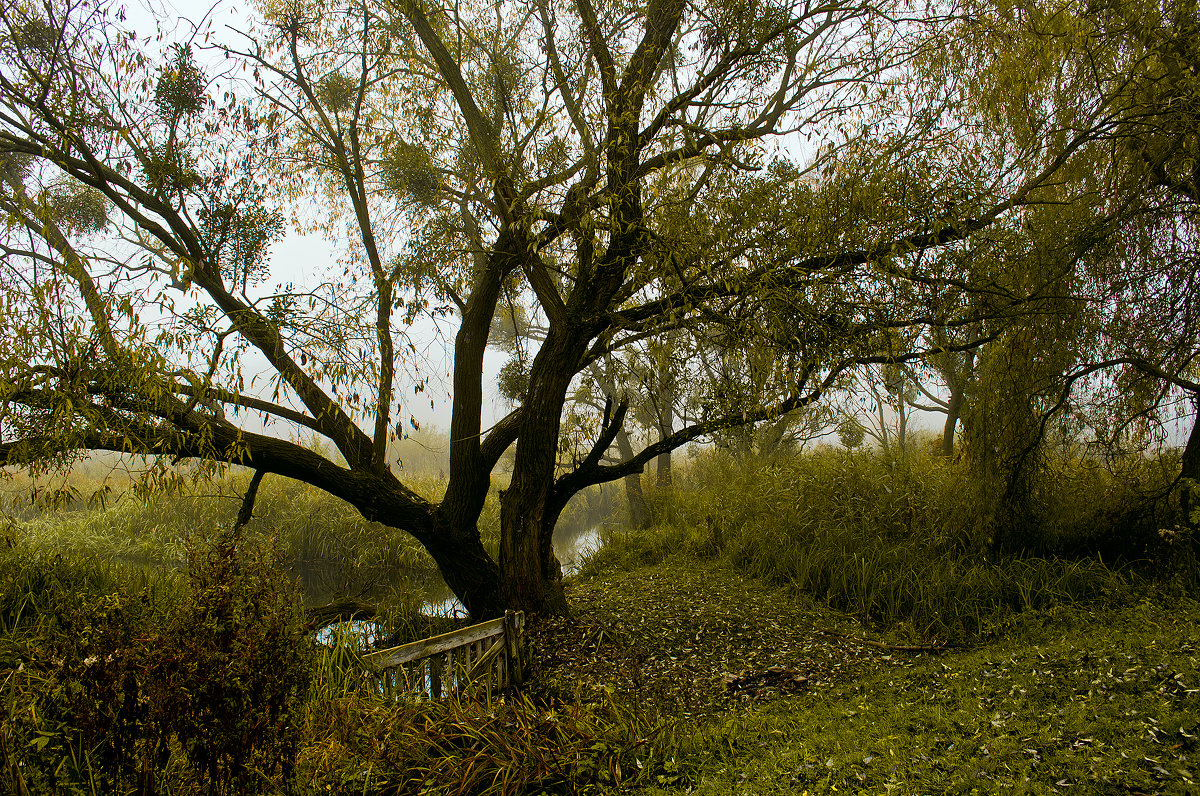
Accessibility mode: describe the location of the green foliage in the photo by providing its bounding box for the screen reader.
[0,541,184,794]
[141,141,200,196]
[497,355,530,402]
[0,533,175,639]
[200,200,285,291]
[586,447,1188,640]
[836,417,865,449]
[48,183,109,236]
[154,44,206,120]
[380,141,440,204]
[47,591,164,790]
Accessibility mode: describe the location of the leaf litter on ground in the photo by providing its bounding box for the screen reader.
[525,559,1200,794]
[527,560,932,716]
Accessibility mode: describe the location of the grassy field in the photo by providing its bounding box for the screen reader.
[2,444,1198,793]
[538,559,1200,795]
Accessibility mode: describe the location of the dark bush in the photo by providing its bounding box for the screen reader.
[6,531,311,794]
[150,531,312,793]
[50,590,164,789]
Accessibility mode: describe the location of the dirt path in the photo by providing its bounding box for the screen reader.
[527,560,935,715]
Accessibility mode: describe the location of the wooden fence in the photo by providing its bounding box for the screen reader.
[360,611,525,700]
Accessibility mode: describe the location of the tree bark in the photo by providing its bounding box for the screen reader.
[624,472,650,527]
[424,525,505,619]
[654,358,675,486]
[615,428,650,528]
[498,329,584,616]
[939,350,975,457]
[941,387,963,457]
[655,448,673,487]
[1181,399,1200,528]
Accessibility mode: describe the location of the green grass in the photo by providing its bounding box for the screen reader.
[534,556,1200,795]
[5,465,497,612]
[4,537,1199,794]
[3,443,1197,793]
[9,472,444,568]
[645,599,1200,794]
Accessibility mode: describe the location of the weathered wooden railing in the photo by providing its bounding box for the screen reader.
[360,611,525,700]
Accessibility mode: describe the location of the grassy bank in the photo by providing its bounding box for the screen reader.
[4,446,611,608]
[11,533,1195,795]
[588,446,1193,641]
[3,445,1198,793]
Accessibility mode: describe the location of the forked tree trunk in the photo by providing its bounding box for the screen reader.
[938,347,975,457]
[497,331,581,616]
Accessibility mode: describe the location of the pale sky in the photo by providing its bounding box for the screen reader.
[122,0,510,437]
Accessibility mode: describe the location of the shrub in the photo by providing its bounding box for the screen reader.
[149,531,312,793]
[4,531,311,794]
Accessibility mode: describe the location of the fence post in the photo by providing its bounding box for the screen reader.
[503,610,525,686]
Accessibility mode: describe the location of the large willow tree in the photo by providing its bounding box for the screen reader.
[0,0,1102,616]
[939,0,1200,536]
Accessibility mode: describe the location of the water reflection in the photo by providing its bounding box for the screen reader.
[555,523,602,578]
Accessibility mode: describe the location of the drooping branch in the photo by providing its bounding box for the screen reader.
[189,273,376,470]
[171,384,325,434]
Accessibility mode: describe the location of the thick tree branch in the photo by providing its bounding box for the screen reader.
[0,405,437,538]
[172,383,325,434]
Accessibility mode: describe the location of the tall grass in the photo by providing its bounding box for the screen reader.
[5,454,517,611]
[585,445,1185,641]
[300,657,673,795]
[1,528,671,795]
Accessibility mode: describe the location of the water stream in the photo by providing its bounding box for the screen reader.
[314,524,604,644]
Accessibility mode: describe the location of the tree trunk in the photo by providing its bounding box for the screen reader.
[655,409,674,486]
[759,415,790,459]
[939,350,974,458]
[424,525,504,619]
[654,352,675,486]
[498,330,582,616]
[941,387,963,457]
[615,428,650,528]
[624,473,650,527]
[656,448,672,487]
[1181,400,1200,528]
